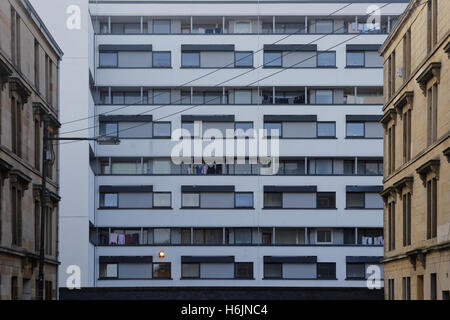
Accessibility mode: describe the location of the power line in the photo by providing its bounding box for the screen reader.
[60,2,353,127]
[57,1,400,145]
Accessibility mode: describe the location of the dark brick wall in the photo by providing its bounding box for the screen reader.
[60,286,383,300]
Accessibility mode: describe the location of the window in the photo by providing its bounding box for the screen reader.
[235,193,253,208]
[427,84,438,145]
[11,97,22,156]
[100,263,118,278]
[315,20,333,33]
[427,0,437,52]
[231,229,252,244]
[316,229,332,244]
[402,193,411,246]
[11,277,18,300]
[426,178,437,239]
[317,193,335,209]
[347,51,364,67]
[182,264,200,278]
[153,160,171,174]
[387,124,396,174]
[402,277,411,300]
[264,52,282,67]
[101,193,118,208]
[430,273,437,300]
[235,51,253,67]
[153,20,171,34]
[11,9,21,67]
[235,263,253,279]
[153,193,171,208]
[264,192,282,208]
[45,207,53,255]
[347,263,365,279]
[317,52,335,67]
[34,40,40,88]
[120,51,153,68]
[388,279,395,300]
[315,90,333,104]
[388,202,396,251]
[153,89,171,104]
[235,122,253,136]
[182,52,200,67]
[193,229,223,245]
[317,263,336,279]
[182,193,200,208]
[153,122,171,137]
[34,120,40,170]
[264,123,281,137]
[11,187,22,246]
[346,122,364,137]
[403,109,412,162]
[99,52,118,67]
[317,122,335,137]
[235,21,251,33]
[100,123,118,137]
[234,90,252,104]
[152,52,171,67]
[154,228,171,244]
[264,263,282,279]
[403,29,411,80]
[346,193,364,208]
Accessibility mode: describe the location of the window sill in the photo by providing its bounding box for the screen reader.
[179,67,254,69]
[345,66,383,69]
[262,66,338,69]
[180,207,255,210]
[180,277,255,280]
[345,137,383,140]
[96,244,384,247]
[345,208,383,210]
[98,278,173,281]
[263,207,337,210]
[97,67,172,69]
[98,207,173,210]
[263,278,337,280]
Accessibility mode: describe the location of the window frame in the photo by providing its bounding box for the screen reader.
[317,121,336,138]
[234,51,254,68]
[346,122,365,138]
[152,121,172,138]
[316,262,336,280]
[152,192,172,209]
[181,52,200,68]
[152,19,171,34]
[152,51,172,68]
[263,51,282,68]
[316,229,333,244]
[316,51,336,67]
[234,192,254,209]
[235,262,254,279]
[346,51,365,68]
[346,192,365,209]
[315,89,334,104]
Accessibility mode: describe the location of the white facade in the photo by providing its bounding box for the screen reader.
[76,0,408,295]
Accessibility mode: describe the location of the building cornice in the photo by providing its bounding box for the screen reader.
[416,158,440,186]
[415,62,441,94]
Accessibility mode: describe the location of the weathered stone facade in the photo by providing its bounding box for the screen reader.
[0,0,62,300]
[380,0,449,300]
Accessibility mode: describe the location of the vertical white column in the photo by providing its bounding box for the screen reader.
[272,16,275,33]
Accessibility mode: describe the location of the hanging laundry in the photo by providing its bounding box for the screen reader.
[118,233,126,245]
[109,233,118,245]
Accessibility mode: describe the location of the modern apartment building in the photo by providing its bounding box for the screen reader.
[60,0,408,299]
[380,0,449,300]
[0,0,63,300]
